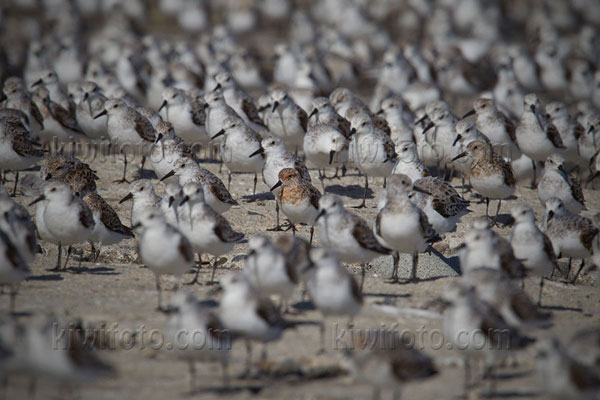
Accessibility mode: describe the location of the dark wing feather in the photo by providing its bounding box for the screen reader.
[578,221,598,252]
[545,122,566,149]
[190,100,206,126]
[11,134,43,158]
[569,359,600,391]
[241,97,265,127]
[78,202,95,229]
[308,186,321,211]
[352,216,391,254]
[337,115,352,137]
[349,274,363,305]
[542,233,559,267]
[574,122,585,140]
[298,108,308,132]
[294,160,312,183]
[29,101,45,129]
[49,102,84,134]
[499,112,517,143]
[255,296,284,327]
[134,114,156,142]
[208,181,238,205]
[98,197,134,237]
[213,216,244,243]
[567,174,585,207]
[374,115,391,135]
[177,235,193,263]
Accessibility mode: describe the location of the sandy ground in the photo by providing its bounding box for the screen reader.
[1,151,599,400]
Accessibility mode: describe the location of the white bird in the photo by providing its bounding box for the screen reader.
[29,181,95,271]
[134,209,194,311]
[305,247,362,353]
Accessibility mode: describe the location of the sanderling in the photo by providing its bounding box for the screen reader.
[119,179,161,230]
[2,77,45,137]
[374,175,438,282]
[134,209,194,311]
[509,204,558,305]
[211,117,264,201]
[213,72,266,134]
[452,140,515,223]
[31,86,84,142]
[377,96,414,147]
[160,181,184,226]
[422,104,458,174]
[464,97,519,154]
[345,329,437,400]
[457,223,524,278]
[545,101,585,168]
[82,191,134,261]
[218,272,286,375]
[0,228,30,312]
[305,247,362,353]
[516,94,565,181]
[243,235,298,309]
[464,267,550,328]
[578,113,600,170]
[535,338,600,400]
[0,118,44,195]
[567,326,600,371]
[316,194,391,290]
[538,153,585,213]
[270,168,321,244]
[29,181,95,271]
[391,141,430,182]
[264,89,307,152]
[150,121,196,182]
[303,122,348,188]
[204,89,240,141]
[0,186,36,264]
[164,292,231,391]
[400,174,469,236]
[76,81,108,140]
[253,136,310,230]
[443,281,533,396]
[161,157,238,214]
[543,197,598,283]
[94,99,156,183]
[158,87,209,145]
[31,69,73,112]
[178,182,244,285]
[307,96,351,139]
[348,113,396,208]
[0,316,114,388]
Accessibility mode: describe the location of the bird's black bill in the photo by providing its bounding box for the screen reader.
[270,181,282,191]
[119,192,133,204]
[160,170,176,181]
[28,194,46,206]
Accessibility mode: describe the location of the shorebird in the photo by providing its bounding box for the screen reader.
[29,182,95,271]
[94,99,156,183]
[82,191,135,261]
[374,175,439,283]
[211,117,264,201]
[243,235,298,309]
[158,87,209,145]
[134,209,194,311]
[345,329,437,400]
[178,182,244,285]
[118,179,161,230]
[254,136,310,230]
[348,113,396,208]
[160,157,238,214]
[452,140,515,224]
[443,281,534,396]
[305,247,362,353]
[213,72,266,134]
[0,229,30,312]
[164,292,231,391]
[535,338,600,400]
[316,194,391,290]
[538,153,585,213]
[543,197,598,283]
[509,204,559,305]
[270,168,321,243]
[265,89,308,152]
[218,273,286,376]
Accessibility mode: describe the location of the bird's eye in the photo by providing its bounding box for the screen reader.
[51,188,56,192]
[521,210,526,215]
[474,235,480,240]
